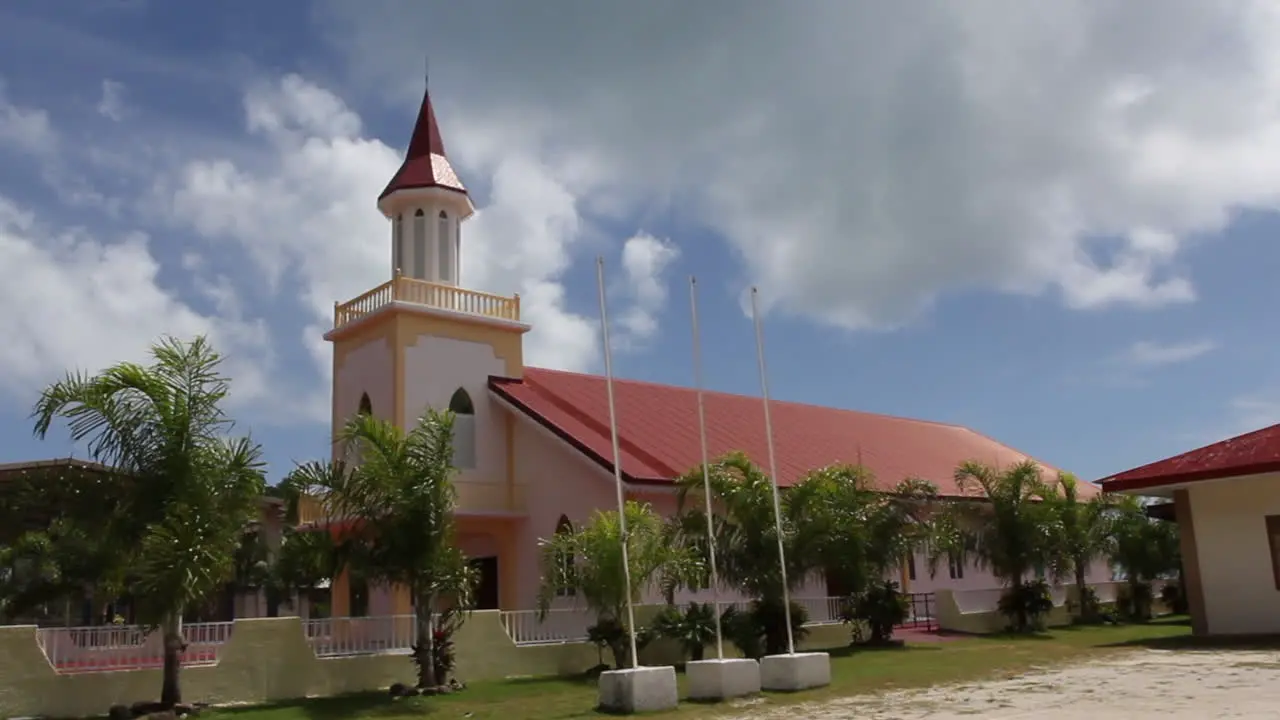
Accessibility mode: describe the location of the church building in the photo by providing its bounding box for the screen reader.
[314,82,1104,616]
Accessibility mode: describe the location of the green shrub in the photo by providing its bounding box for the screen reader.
[840,581,909,644]
[651,602,718,662]
[997,579,1054,632]
[721,599,808,658]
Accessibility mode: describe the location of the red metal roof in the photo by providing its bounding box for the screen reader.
[1099,423,1280,493]
[378,85,468,201]
[490,367,1094,498]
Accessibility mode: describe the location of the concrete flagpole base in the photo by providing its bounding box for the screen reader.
[686,657,761,700]
[597,665,679,713]
[759,652,831,692]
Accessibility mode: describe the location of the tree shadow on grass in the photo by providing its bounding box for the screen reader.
[211,692,431,720]
[826,642,944,659]
[1102,632,1280,652]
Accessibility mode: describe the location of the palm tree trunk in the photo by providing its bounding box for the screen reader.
[414,595,438,689]
[160,611,184,707]
[1011,576,1027,632]
[1073,564,1088,621]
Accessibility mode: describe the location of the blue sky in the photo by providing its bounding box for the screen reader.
[2,0,1279,484]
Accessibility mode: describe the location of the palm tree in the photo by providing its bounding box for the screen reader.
[673,452,824,655]
[536,501,694,668]
[1109,496,1180,621]
[270,525,342,618]
[1047,473,1113,622]
[282,409,475,689]
[31,335,265,707]
[793,464,939,597]
[940,460,1062,632]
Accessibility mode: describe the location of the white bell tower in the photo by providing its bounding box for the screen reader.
[376,82,475,286]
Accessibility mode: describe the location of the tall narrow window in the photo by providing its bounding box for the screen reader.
[358,393,372,416]
[906,551,917,582]
[437,211,452,283]
[394,214,405,274]
[948,551,965,580]
[554,516,577,597]
[449,388,476,469]
[412,209,426,279]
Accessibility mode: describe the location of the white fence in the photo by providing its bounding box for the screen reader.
[497,596,938,646]
[302,614,416,657]
[36,621,234,674]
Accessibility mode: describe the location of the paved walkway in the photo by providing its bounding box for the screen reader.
[723,649,1280,719]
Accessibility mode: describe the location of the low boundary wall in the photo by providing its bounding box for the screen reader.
[0,611,854,719]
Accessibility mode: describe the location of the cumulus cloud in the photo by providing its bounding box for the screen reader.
[321,0,1280,329]
[1121,339,1217,367]
[97,79,126,122]
[0,194,274,411]
[165,74,652,380]
[616,232,679,345]
[0,80,56,155]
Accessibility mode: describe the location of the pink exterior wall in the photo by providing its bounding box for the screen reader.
[494,407,1106,612]
[509,412,618,610]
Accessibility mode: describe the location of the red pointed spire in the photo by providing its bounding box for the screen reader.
[378,85,468,201]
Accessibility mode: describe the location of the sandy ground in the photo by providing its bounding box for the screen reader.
[722,649,1280,719]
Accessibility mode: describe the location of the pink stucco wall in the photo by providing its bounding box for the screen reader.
[494,407,1104,611]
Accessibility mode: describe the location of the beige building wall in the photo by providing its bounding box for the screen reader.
[1186,471,1280,635]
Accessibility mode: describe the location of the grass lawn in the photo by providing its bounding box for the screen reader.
[206,619,1194,720]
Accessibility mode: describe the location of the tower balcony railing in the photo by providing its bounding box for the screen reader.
[334,274,521,329]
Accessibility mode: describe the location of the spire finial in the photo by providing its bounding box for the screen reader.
[424,55,430,89]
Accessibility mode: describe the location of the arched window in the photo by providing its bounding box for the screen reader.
[349,393,373,464]
[554,515,576,597]
[412,209,426,279]
[437,211,452,283]
[449,388,476,469]
[394,214,404,274]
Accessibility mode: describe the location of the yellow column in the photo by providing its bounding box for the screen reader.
[331,566,351,617]
[390,583,413,614]
[499,524,521,610]
[900,555,912,592]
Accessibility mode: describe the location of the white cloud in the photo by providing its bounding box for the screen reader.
[1121,339,1217,367]
[321,0,1280,329]
[0,81,56,155]
[97,79,126,122]
[164,74,654,391]
[0,194,274,412]
[617,232,679,345]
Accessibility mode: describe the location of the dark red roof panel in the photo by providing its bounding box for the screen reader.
[491,367,1095,499]
[1099,423,1280,492]
[379,87,467,200]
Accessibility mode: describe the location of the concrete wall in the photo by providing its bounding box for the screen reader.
[1186,472,1280,635]
[0,611,853,719]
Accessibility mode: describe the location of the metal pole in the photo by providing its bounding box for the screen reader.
[751,287,795,655]
[689,276,725,660]
[597,257,641,668]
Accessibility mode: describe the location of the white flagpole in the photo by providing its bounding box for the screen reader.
[597,256,641,668]
[689,276,725,660]
[751,286,795,655]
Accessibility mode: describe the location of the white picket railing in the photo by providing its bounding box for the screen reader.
[36,621,234,674]
[302,614,416,657]
[498,597,875,646]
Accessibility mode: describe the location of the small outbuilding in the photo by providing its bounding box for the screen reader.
[1100,423,1280,636]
